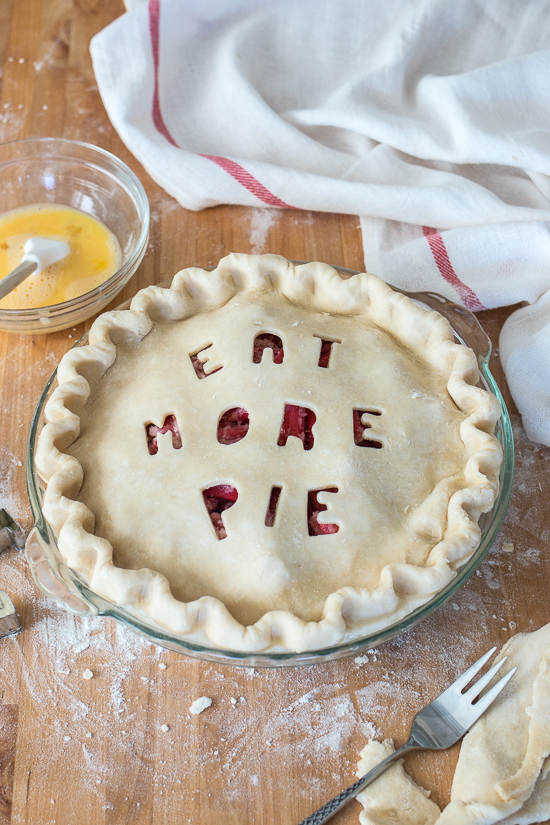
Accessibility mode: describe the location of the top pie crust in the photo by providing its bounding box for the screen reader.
[36,254,503,653]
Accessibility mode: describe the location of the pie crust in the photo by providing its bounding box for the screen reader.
[35,254,503,653]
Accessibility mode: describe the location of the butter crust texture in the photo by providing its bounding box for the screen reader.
[35,254,503,652]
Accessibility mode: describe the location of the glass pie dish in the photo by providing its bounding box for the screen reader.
[25,265,514,667]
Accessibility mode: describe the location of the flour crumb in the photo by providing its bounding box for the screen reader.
[82,669,93,680]
[190,696,212,715]
[160,724,169,732]
[230,697,238,705]
[355,655,370,664]
[502,542,514,553]
[158,662,167,670]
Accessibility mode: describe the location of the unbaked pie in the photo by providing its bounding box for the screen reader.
[36,254,502,652]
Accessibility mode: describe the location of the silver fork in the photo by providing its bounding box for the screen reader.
[298,647,516,825]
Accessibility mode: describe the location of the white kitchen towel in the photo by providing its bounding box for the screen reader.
[90,0,550,445]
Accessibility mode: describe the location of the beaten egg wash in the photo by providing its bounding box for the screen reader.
[0,204,122,309]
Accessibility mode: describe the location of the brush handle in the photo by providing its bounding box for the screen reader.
[0,259,37,300]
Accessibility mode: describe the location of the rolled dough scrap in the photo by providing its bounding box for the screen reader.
[440,623,550,825]
[356,739,440,825]
[498,758,550,825]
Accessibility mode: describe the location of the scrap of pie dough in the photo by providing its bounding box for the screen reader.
[438,623,550,825]
[189,696,212,715]
[498,760,550,825]
[356,739,440,825]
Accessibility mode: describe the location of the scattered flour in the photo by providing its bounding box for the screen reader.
[0,550,385,815]
[0,446,27,521]
[249,208,280,254]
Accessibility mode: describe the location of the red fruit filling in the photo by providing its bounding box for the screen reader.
[277,404,316,451]
[317,339,334,368]
[253,333,284,364]
[146,414,182,455]
[265,486,282,527]
[308,488,339,536]
[218,407,250,445]
[202,484,238,540]
[353,409,383,449]
[190,344,222,379]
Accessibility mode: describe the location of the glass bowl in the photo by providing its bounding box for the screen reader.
[0,138,149,334]
[25,267,514,667]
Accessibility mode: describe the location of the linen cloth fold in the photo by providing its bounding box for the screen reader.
[91,0,550,445]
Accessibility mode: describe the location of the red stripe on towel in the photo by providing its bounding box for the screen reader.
[148,0,178,147]
[422,226,484,310]
[199,154,294,208]
[148,1,294,208]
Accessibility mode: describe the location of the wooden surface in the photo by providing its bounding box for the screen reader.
[0,2,549,824]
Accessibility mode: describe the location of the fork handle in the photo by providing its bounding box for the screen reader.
[298,739,419,825]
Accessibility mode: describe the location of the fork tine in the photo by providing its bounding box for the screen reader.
[439,646,497,697]
[462,656,507,702]
[468,666,517,720]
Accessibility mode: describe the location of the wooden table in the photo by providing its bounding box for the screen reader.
[1,3,549,824]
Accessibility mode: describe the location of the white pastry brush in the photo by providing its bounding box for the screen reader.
[0,236,70,301]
